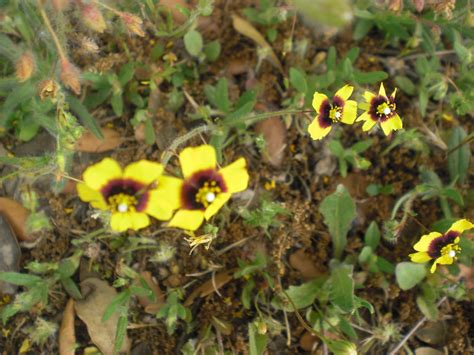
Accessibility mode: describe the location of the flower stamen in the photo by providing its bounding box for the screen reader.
[329,106,343,122]
[108,193,137,213]
[195,181,221,207]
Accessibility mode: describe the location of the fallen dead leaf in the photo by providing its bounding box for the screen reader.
[289,249,321,280]
[75,127,122,153]
[231,14,283,73]
[184,270,234,307]
[0,214,21,295]
[0,197,33,242]
[299,331,319,352]
[75,278,130,355]
[137,271,165,314]
[59,298,76,355]
[415,321,447,346]
[254,103,287,168]
[414,347,444,355]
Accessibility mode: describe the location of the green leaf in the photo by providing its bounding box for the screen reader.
[292,0,352,27]
[364,221,381,249]
[66,95,104,139]
[249,322,267,355]
[419,86,428,117]
[319,185,356,259]
[395,262,427,290]
[102,290,131,322]
[289,67,307,93]
[215,78,230,113]
[416,295,438,320]
[271,278,325,312]
[144,116,156,145]
[184,30,203,57]
[395,75,416,96]
[447,126,470,185]
[351,139,373,153]
[329,265,354,313]
[0,83,36,123]
[353,19,373,41]
[358,246,373,264]
[61,278,82,299]
[203,40,221,62]
[0,272,42,286]
[328,140,345,157]
[118,63,135,86]
[114,315,128,353]
[353,70,388,84]
[111,93,124,116]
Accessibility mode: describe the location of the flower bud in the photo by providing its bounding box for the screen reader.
[81,4,106,33]
[51,0,70,12]
[120,12,145,37]
[78,36,100,55]
[15,52,35,82]
[59,59,81,95]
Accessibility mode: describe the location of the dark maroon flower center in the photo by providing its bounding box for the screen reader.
[181,169,227,210]
[318,96,345,128]
[369,95,397,122]
[427,231,459,258]
[100,178,149,212]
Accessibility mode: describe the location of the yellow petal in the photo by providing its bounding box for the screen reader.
[435,254,454,265]
[83,158,122,190]
[363,91,375,103]
[391,88,397,99]
[76,183,108,210]
[413,232,442,252]
[430,261,438,273]
[167,209,205,231]
[123,160,164,186]
[156,176,184,210]
[378,82,387,97]
[144,190,174,221]
[356,111,370,122]
[179,145,217,179]
[219,158,249,193]
[334,85,354,101]
[204,193,231,220]
[308,118,332,140]
[341,100,357,124]
[312,92,328,112]
[362,119,377,132]
[380,114,403,136]
[110,212,150,232]
[409,251,432,263]
[447,219,474,234]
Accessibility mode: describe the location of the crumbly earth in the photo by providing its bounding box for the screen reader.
[0,0,472,354]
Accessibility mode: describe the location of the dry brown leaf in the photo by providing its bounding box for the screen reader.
[75,127,122,153]
[255,115,287,168]
[75,278,130,355]
[137,271,165,314]
[231,14,283,73]
[157,0,188,24]
[0,214,21,295]
[184,271,234,306]
[415,321,447,346]
[59,298,76,355]
[414,347,444,355]
[0,197,33,242]
[299,332,319,352]
[289,249,320,280]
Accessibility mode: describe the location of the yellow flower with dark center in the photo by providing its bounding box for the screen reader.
[356,83,403,136]
[77,158,181,232]
[166,145,249,231]
[308,85,358,140]
[409,219,473,273]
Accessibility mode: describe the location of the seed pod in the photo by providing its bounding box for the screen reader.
[15,52,35,82]
[60,59,81,95]
[120,12,145,37]
[81,3,106,33]
[51,0,70,11]
[37,79,59,100]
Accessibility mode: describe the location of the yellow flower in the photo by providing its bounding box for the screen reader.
[167,145,249,231]
[77,158,181,232]
[308,85,358,140]
[356,83,403,136]
[409,219,473,273]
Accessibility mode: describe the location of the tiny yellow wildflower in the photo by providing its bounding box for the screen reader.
[77,158,181,232]
[356,83,403,136]
[308,84,358,140]
[409,219,473,273]
[166,145,249,231]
